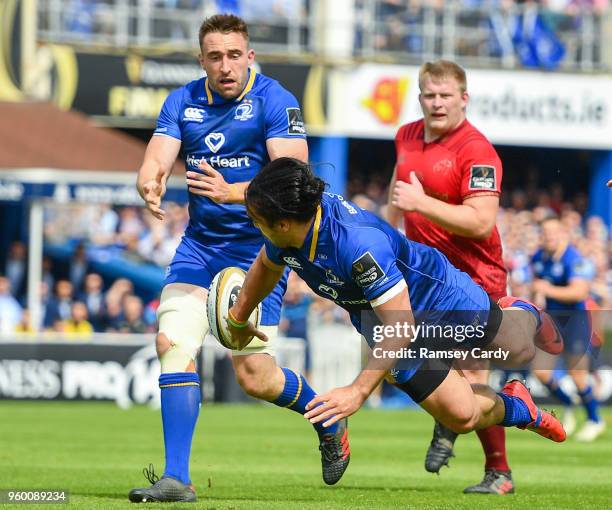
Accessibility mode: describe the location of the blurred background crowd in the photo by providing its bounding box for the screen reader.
[41,0,611,71]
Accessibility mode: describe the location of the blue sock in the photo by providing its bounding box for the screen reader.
[159,372,201,485]
[272,367,339,439]
[544,378,573,407]
[578,386,601,423]
[498,392,534,427]
[510,300,541,329]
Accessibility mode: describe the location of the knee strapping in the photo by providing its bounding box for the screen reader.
[157,285,209,372]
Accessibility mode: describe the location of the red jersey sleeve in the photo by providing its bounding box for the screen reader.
[458,138,503,200]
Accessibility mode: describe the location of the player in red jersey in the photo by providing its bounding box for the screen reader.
[386,60,513,495]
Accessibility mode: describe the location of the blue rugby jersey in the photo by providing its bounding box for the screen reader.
[264,193,490,338]
[154,69,306,245]
[531,245,594,311]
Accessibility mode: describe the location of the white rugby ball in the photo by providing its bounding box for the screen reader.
[207,266,261,350]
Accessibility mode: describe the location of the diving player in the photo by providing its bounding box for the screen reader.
[227,157,566,450]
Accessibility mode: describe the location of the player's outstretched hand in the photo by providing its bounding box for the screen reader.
[392,171,425,212]
[304,385,366,428]
[187,160,233,203]
[141,167,166,220]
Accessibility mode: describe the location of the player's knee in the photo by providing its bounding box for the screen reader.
[444,407,479,434]
[157,284,208,373]
[233,360,276,399]
[512,341,535,365]
[235,372,262,397]
[156,333,172,359]
[234,365,265,398]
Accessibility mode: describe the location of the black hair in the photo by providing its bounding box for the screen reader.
[246,157,326,225]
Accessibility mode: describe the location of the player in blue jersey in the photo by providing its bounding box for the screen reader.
[130,15,349,503]
[530,216,606,442]
[226,157,567,450]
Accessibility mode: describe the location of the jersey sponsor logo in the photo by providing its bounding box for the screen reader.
[209,155,250,168]
[433,159,453,173]
[286,108,306,135]
[183,107,205,123]
[468,165,497,190]
[351,252,385,287]
[283,256,302,269]
[186,154,250,169]
[205,132,225,153]
[234,102,254,121]
[318,284,338,300]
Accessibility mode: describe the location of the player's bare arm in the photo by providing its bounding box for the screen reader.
[228,248,285,349]
[305,287,414,427]
[186,137,308,204]
[267,137,308,162]
[533,277,590,303]
[392,171,498,239]
[385,165,403,228]
[137,135,181,220]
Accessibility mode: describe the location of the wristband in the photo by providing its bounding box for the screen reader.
[227,309,249,329]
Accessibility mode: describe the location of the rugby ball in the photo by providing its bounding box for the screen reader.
[207,267,261,350]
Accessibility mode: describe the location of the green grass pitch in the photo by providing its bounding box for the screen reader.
[0,402,610,509]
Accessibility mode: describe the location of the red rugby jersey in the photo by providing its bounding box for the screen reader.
[395,119,507,297]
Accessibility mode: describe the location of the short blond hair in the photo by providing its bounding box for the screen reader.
[419,60,467,93]
[199,14,249,51]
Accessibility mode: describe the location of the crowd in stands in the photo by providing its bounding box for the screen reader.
[1,176,608,341]
[362,0,610,69]
[0,237,159,336]
[51,0,305,45]
[1,268,157,336]
[42,0,610,70]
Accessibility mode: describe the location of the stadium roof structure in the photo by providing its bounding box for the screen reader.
[0,101,184,173]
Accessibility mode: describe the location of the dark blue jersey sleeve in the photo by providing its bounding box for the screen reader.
[342,227,405,303]
[264,84,307,139]
[154,87,183,140]
[264,238,285,266]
